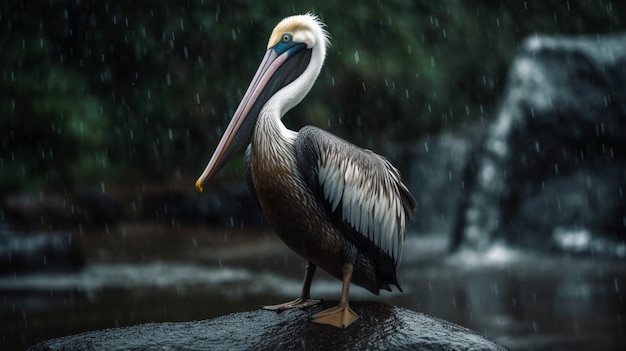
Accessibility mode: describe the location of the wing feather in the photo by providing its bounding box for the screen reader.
[296,126,416,264]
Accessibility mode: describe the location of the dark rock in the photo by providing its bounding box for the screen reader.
[140,183,266,228]
[1,193,71,230]
[28,301,505,351]
[73,189,124,226]
[408,131,476,235]
[0,183,266,230]
[1,190,122,230]
[0,229,85,275]
[452,33,626,256]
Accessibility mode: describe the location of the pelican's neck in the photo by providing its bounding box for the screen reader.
[250,108,297,189]
[275,46,325,117]
[253,105,297,159]
[252,30,326,161]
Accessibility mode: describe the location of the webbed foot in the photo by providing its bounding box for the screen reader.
[311,303,359,328]
[261,297,321,312]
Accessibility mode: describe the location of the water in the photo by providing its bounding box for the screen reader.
[1,224,624,350]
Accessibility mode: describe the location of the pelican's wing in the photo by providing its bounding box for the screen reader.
[295,126,416,265]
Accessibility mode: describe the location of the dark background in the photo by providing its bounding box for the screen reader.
[2,0,624,192]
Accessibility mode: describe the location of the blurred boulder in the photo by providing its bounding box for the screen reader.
[407,131,476,236]
[28,301,505,351]
[1,190,122,230]
[452,33,626,257]
[1,193,70,230]
[73,189,124,226]
[140,183,266,228]
[0,229,84,275]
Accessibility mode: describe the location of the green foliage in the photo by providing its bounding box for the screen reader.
[1,0,624,191]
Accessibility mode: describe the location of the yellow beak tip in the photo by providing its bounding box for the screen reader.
[195,180,204,193]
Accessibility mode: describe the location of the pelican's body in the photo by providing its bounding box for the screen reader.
[196,14,416,328]
[247,126,405,294]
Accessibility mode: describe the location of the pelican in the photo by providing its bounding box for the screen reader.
[195,14,416,328]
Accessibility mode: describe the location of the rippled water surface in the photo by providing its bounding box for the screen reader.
[1,224,624,350]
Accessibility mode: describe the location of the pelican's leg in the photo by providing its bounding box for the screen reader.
[311,262,359,328]
[262,262,320,311]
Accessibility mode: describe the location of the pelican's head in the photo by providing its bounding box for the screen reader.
[195,14,329,191]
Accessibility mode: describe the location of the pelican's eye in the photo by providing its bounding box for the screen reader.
[273,32,303,55]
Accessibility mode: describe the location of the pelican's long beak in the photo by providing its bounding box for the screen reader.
[195,42,311,192]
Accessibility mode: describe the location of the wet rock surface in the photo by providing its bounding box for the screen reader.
[28,301,505,351]
[452,33,626,256]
